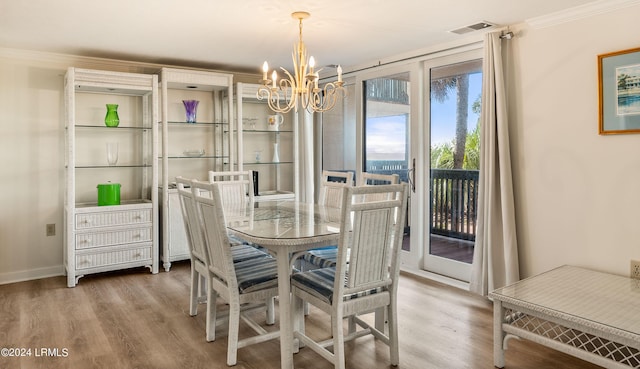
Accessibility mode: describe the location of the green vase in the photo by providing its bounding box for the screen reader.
[105,104,120,127]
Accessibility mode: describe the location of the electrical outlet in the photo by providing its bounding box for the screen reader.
[46,224,55,237]
[631,260,640,280]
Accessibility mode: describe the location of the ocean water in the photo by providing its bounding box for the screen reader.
[618,94,640,115]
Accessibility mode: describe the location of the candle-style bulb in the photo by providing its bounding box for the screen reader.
[309,56,315,74]
[272,70,277,88]
[262,61,269,81]
[337,65,342,82]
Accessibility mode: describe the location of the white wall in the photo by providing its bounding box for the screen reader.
[507,3,640,278]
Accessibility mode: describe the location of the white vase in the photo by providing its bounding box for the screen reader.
[272,143,280,163]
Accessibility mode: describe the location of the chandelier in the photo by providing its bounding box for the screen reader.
[257,11,345,113]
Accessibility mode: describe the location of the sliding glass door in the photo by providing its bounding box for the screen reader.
[359,65,423,271]
[320,46,482,284]
[424,50,482,282]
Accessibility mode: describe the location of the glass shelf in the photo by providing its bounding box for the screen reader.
[242,161,294,165]
[165,121,229,126]
[162,155,229,160]
[74,124,150,130]
[73,164,152,169]
[240,129,293,133]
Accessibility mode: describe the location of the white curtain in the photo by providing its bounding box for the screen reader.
[469,32,519,296]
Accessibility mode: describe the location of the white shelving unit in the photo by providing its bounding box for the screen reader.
[64,67,159,287]
[159,68,234,271]
[235,82,296,201]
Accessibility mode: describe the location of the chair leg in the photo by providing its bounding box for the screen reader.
[206,284,218,342]
[332,310,346,369]
[388,303,399,366]
[348,315,356,334]
[189,267,198,316]
[375,307,387,334]
[266,297,275,325]
[227,301,241,366]
[292,293,305,350]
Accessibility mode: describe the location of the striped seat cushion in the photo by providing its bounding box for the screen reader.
[302,246,338,268]
[291,267,381,305]
[231,244,270,263]
[228,233,255,247]
[233,257,280,293]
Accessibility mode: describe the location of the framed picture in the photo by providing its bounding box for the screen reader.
[598,47,640,135]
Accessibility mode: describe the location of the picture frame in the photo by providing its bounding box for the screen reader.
[598,47,640,135]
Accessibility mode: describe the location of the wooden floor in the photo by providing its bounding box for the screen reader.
[0,262,602,369]
[402,234,475,264]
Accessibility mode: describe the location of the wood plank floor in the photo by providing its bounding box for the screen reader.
[0,262,603,369]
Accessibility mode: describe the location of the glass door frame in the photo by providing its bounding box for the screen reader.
[422,46,483,282]
[354,63,425,274]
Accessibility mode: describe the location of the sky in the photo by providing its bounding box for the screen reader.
[366,72,482,160]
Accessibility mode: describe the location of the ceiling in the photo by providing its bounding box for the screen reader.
[0,0,600,74]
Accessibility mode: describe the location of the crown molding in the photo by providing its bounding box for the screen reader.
[527,0,640,29]
[0,47,259,80]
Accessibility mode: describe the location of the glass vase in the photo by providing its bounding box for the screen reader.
[272,143,280,163]
[182,100,199,123]
[104,104,120,127]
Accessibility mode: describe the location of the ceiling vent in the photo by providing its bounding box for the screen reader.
[449,21,495,35]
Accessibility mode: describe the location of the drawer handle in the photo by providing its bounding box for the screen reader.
[133,252,142,258]
[82,219,92,225]
[79,238,90,244]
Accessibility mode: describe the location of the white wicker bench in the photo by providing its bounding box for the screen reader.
[489,265,640,368]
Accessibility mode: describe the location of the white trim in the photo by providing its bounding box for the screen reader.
[0,265,65,285]
[527,0,640,29]
[400,266,470,291]
[0,47,260,81]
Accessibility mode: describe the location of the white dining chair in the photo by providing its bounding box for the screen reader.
[176,177,272,343]
[304,172,400,270]
[208,170,276,322]
[317,170,354,209]
[300,171,354,271]
[208,170,255,204]
[192,180,281,366]
[291,183,409,369]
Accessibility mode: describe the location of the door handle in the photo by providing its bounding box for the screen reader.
[408,158,416,193]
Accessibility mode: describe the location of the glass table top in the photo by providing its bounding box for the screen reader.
[226,201,341,243]
[490,265,640,337]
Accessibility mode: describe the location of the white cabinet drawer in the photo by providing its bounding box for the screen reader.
[75,227,152,250]
[76,208,152,229]
[75,244,152,270]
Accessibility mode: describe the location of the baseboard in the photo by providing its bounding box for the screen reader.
[0,265,65,285]
[400,266,470,291]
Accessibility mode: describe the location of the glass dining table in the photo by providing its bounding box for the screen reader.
[225,200,342,369]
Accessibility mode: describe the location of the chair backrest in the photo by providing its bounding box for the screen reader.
[358,172,400,186]
[357,172,400,203]
[208,170,255,205]
[333,183,408,301]
[318,170,354,208]
[191,180,239,290]
[176,176,208,264]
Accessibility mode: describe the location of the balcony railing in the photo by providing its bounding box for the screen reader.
[365,161,478,242]
[365,79,409,105]
[430,169,478,241]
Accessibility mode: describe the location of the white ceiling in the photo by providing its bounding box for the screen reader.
[0,0,602,74]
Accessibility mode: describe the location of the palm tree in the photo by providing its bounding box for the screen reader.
[431,74,469,169]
